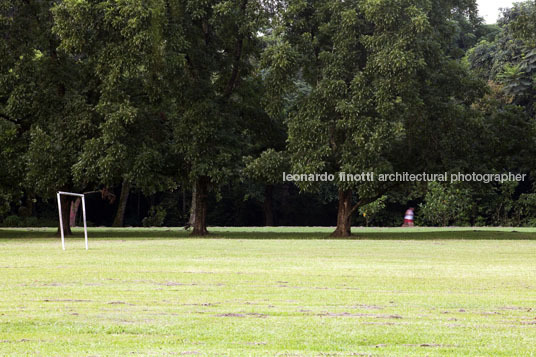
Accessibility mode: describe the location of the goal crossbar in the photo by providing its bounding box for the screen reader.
[57,191,88,250]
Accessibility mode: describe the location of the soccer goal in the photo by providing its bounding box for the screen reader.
[57,191,88,250]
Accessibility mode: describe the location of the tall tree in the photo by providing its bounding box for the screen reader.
[467,1,536,115]
[243,149,289,226]
[53,0,175,228]
[53,1,272,235]
[0,1,41,219]
[0,119,23,218]
[166,0,272,235]
[263,0,482,236]
[1,0,97,234]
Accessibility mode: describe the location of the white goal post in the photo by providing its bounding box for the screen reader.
[57,191,88,250]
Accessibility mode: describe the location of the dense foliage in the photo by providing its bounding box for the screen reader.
[1,0,536,234]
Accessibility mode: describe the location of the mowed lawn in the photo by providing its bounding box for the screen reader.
[1,228,536,356]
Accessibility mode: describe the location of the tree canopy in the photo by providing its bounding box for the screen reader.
[1,0,536,233]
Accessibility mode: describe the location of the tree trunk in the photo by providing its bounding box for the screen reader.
[25,193,34,217]
[182,185,187,216]
[188,183,197,227]
[331,189,353,237]
[112,180,130,227]
[70,198,81,227]
[263,185,274,226]
[58,195,73,236]
[137,191,140,221]
[191,177,209,236]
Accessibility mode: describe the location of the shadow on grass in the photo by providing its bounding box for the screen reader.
[0,228,535,240]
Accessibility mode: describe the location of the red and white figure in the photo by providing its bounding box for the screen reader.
[402,207,415,227]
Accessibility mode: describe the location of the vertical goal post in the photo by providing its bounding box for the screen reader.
[57,191,88,250]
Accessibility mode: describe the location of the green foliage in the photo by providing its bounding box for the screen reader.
[475,95,535,172]
[0,120,23,217]
[1,0,99,200]
[467,1,536,112]
[243,149,289,185]
[517,193,536,221]
[142,205,167,227]
[53,0,174,195]
[358,196,387,227]
[53,0,273,206]
[264,0,483,205]
[497,62,532,96]
[490,181,519,225]
[166,0,271,191]
[0,215,22,227]
[2,0,536,230]
[24,92,95,197]
[419,182,473,226]
[0,215,56,227]
[508,1,536,46]
[473,181,536,227]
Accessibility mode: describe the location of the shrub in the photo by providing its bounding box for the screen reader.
[358,196,387,227]
[418,182,473,226]
[142,206,167,227]
[1,215,23,227]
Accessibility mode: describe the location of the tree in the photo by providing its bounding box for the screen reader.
[0,119,23,218]
[359,195,387,227]
[53,1,272,235]
[0,1,42,219]
[243,149,289,226]
[419,182,472,226]
[509,1,536,46]
[467,2,536,115]
[503,2,536,115]
[166,0,273,235]
[241,42,290,226]
[53,1,176,229]
[0,1,23,217]
[1,1,98,235]
[263,0,482,236]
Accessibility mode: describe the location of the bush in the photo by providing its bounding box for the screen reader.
[358,196,387,227]
[0,215,57,227]
[1,215,22,227]
[418,182,473,226]
[142,205,167,227]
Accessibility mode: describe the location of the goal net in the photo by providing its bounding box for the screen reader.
[57,191,88,250]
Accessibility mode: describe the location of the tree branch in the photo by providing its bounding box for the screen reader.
[223,37,244,98]
[223,0,248,99]
[348,196,377,218]
[184,54,198,80]
[347,181,405,218]
[0,113,15,123]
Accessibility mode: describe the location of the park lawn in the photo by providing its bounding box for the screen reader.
[0,227,536,356]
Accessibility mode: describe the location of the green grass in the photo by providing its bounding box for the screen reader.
[1,227,536,356]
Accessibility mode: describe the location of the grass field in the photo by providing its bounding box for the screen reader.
[1,227,536,356]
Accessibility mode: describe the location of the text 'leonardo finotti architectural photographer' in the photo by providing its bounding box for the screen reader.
[283,172,527,184]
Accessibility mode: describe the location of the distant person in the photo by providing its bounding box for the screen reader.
[402,207,415,227]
